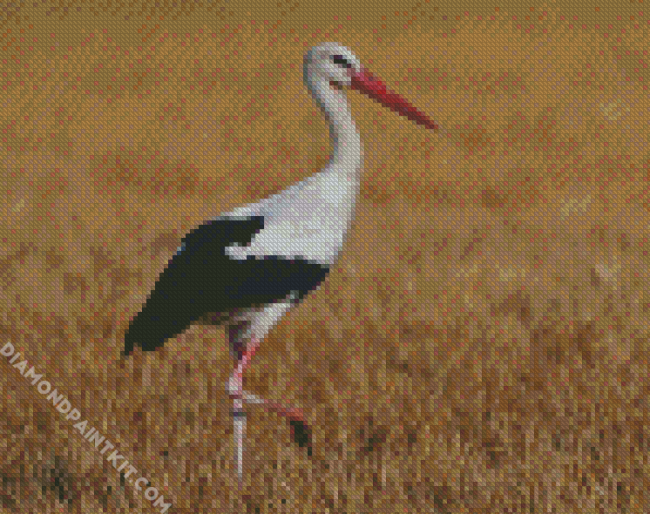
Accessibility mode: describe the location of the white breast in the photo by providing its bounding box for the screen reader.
[225,171,358,266]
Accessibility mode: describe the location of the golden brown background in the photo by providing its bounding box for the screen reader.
[0,0,648,512]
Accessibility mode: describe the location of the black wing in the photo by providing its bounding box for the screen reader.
[124,216,265,355]
[123,216,330,356]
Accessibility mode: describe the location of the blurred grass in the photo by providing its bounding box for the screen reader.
[0,1,649,512]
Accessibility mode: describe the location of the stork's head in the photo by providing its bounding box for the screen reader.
[303,42,440,131]
[303,42,362,90]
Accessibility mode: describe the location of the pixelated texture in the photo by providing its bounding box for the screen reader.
[0,1,649,513]
[124,215,330,354]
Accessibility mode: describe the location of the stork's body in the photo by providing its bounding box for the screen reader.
[123,42,438,487]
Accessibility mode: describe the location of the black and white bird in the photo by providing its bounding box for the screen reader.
[122,42,439,486]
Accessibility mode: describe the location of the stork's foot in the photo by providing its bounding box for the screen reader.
[289,419,313,457]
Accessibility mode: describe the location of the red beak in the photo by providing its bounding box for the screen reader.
[350,68,439,131]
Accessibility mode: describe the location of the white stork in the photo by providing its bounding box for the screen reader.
[122,42,439,487]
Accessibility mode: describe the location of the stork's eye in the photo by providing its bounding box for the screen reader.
[332,55,352,69]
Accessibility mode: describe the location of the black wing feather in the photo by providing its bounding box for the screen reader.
[124,217,265,355]
[123,216,329,356]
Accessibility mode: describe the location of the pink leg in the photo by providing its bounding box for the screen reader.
[229,337,308,424]
[226,337,312,485]
[233,335,262,385]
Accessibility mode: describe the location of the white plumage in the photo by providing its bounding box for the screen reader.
[225,170,359,265]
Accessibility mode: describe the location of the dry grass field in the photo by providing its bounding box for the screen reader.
[0,1,648,512]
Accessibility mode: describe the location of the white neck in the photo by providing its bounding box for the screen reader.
[308,79,363,183]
